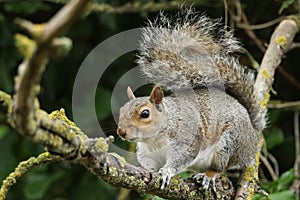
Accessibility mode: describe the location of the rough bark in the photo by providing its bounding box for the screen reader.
[0,0,299,199]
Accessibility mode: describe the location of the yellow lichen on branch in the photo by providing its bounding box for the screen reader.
[14,34,36,58]
[49,109,76,126]
[261,69,270,79]
[1,1,299,199]
[275,35,288,46]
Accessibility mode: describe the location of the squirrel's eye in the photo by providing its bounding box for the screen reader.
[140,109,150,119]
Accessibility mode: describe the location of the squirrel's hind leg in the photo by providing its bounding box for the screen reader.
[192,131,233,192]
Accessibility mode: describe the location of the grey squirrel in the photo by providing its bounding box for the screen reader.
[117,9,265,190]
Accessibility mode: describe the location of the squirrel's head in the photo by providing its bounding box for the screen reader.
[117,86,165,142]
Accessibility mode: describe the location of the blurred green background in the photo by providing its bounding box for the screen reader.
[0,0,299,199]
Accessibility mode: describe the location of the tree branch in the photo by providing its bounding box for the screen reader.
[268,100,300,110]
[1,90,236,199]
[2,0,299,199]
[44,0,204,14]
[236,16,286,30]
[235,14,300,200]
[13,0,90,137]
[254,16,300,108]
[0,152,61,200]
[228,6,267,52]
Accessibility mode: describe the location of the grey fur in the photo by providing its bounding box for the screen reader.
[117,9,265,190]
[137,9,265,130]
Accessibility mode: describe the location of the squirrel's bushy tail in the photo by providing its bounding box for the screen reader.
[137,8,265,130]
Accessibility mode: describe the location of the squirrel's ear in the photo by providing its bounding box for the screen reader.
[149,86,163,104]
[127,86,136,100]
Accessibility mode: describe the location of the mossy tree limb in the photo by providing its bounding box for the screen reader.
[13,0,90,137]
[254,16,300,109]
[0,90,236,199]
[1,1,299,199]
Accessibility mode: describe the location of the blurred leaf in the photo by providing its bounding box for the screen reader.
[4,1,49,14]
[278,0,295,14]
[24,169,64,199]
[177,171,192,179]
[70,172,116,200]
[264,127,284,150]
[252,194,268,200]
[262,169,296,193]
[24,173,50,199]
[259,181,270,192]
[269,190,296,200]
[272,169,296,191]
[0,125,9,140]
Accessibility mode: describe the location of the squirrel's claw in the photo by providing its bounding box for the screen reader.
[158,168,173,189]
[193,172,219,192]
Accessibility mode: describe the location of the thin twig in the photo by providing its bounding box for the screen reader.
[228,6,267,52]
[44,0,204,14]
[42,0,90,43]
[240,11,267,52]
[294,111,300,176]
[234,0,242,22]
[223,0,228,28]
[299,0,300,18]
[260,154,278,181]
[237,16,286,30]
[287,42,300,52]
[0,152,61,200]
[14,18,37,38]
[267,152,279,178]
[268,100,300,110]
[293,111,300,199]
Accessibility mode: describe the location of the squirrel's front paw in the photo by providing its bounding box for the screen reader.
[158,168,174,189]
[193,171,220,192]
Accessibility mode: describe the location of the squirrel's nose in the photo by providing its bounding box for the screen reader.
[117,128,127,138]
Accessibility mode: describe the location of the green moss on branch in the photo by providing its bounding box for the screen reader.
[0,152,61,200]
